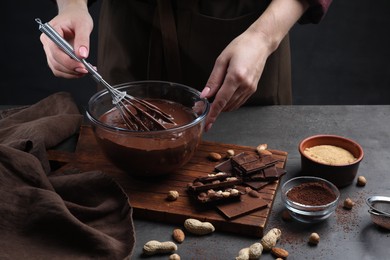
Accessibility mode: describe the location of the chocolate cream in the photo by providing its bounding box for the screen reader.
[95,99,202,177]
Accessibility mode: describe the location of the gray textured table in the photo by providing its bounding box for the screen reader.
[132,105,390,259]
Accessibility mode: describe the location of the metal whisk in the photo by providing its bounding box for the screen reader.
[36,18,175,131]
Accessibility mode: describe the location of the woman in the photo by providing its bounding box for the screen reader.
[40,0,332,131]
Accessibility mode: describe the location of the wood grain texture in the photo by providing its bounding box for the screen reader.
[48,125,288,237]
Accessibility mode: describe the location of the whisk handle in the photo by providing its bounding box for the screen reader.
[35,18,104,84]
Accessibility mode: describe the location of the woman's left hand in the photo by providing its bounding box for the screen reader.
[201,29,272,131]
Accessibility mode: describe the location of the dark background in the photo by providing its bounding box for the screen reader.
[2,0,390,107]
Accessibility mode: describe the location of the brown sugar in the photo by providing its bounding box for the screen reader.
[304,145,356,165]
[287,181,337,206]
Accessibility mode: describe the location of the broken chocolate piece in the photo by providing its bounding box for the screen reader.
[216,193,268,219]
[214,159,234,174]
[244,181,272,190]
[263,165,286,179]
[187,172,242,192]
[242,166,286,182]
[231,152,279,176]
[231,152,259,166]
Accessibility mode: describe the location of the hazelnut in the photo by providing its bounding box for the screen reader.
[226,149,235,158]
[167,190,179,201]
[256,143,268,152]
[357,176,367,187]
[281,210,292,221]
[343,198,355,210]
[308,232,320,245]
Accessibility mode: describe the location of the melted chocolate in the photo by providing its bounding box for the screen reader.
[95,99,201,177]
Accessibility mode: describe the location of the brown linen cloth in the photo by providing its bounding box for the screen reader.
[0,92,135,259]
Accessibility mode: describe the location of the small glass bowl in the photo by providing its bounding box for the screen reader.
[281,176,340,223]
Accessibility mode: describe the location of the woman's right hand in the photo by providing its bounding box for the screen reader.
[39,0,93,78]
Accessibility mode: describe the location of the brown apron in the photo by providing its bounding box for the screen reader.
[97,0,292,105]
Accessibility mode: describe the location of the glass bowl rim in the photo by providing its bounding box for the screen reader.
[86,80,210,134]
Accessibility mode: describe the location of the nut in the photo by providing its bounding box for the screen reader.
[248,189,260,198]
[256,143,268,152]
[143,240,177,255]
[226,149,235,158]
[235,243,263,260]
[172,228,185,243]
[235,248,250,260]
[281,210,292,221]
[258,149,272,156]
[357,176,367,186]
[271,247,289,259]
[184,218,215,235]
[208,152,222,161]
[248,243,263,259]
[308,232,320,245]
[343,197,355,210]
[166,190,179,201]
[260,228,281,251]
[169,253,181,260]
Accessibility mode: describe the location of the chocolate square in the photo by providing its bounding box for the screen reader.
[216,194,268,219]
[214,159,234,174]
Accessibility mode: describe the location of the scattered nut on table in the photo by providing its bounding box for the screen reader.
[256,143,268,152]
[248,189,260,198]
[208,152,222,161]
[260,228,281,251]
[169,253,181,260]
[172,228,185,243]
[184,218,215,235]
[258,149,273,156]
[235,242,263,260]
[308,232,320,245]
[143,240,177,255]
[167,190,179,201]
[357,176,367,186]
[271,247,289,259]
[226,149,235,159]
[343,197,355,209]
[281,210,292,221]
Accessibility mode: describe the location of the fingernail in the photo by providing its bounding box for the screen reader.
[75,67,87,73]
[79,46,88,58]
[200,87,210,98]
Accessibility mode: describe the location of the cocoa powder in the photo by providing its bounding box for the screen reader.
[287,181,337,206]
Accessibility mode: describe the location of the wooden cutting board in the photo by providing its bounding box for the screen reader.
[48,125,288,237]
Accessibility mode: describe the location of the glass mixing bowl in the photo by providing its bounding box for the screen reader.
[86,81,209,178]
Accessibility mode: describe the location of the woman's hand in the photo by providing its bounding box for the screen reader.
[39,0,93,78]
[201,0,309,131]
[201,29,273,131]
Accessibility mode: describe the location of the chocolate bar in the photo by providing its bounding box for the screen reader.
[242,165,286,182]
[187,172,243,204]
[195,187,242,204]
[187,172,242,192]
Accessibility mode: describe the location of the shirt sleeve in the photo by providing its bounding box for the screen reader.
[299,0,333,24]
